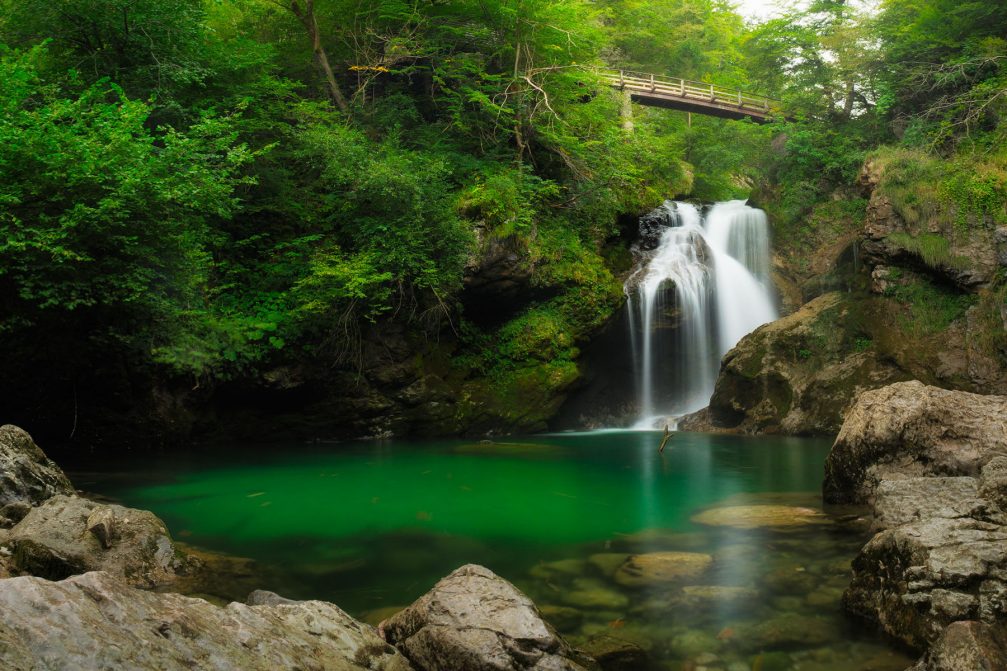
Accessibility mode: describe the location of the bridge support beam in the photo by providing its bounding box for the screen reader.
[621,90,634,134]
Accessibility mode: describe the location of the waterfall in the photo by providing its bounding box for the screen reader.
[626,200,777,429]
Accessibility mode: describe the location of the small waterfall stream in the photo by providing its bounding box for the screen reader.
[626,200,777,428]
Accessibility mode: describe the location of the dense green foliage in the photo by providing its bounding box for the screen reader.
[1,0,1004,437]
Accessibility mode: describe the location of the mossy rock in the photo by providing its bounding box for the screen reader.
[614,552,713,588]
[691,505,827,529]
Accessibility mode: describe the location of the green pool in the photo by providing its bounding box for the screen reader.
[59,431,914,670]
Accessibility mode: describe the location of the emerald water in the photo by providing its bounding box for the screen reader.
[60,431,914,670]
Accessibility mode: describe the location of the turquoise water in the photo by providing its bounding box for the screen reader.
[62,431,914,670]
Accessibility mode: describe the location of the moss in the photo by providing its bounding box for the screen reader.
[872,146,1007,233]
[886,231,970,270]
[738,344,768,379]
[889,278,974,337]
[971,283,1007,364]
[11,539,84,581]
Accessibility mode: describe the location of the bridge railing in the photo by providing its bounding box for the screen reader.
[597,69,781,115]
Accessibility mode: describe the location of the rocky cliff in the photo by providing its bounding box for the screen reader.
[686,156,1007,436]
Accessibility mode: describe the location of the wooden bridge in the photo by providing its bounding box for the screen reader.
[599,69,782,123]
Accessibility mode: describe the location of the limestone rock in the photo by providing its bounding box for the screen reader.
[705,293,909,436]
[578,635,647,671]
[5,494,190,587]
[690,505,827,529]
[858,158,998,290]
[979,457,1007,510]
[0,571,413,671]
[680,585,759,606]
[381,564,598,671]
[910,621,1007,671]
[0,425,74,525]
[86,507,116,549]
[538,605,583,632]
[823,381,1007,505]
[825,383,1007,652]
[613,552,712,588]
[843,477,1007,649]
[732,614,837,652]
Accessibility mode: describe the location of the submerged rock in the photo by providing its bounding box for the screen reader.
[613,552,712,587]
[823,381,1007,505]
[560,579,630,610]
[680,585,760,606]
[381,564,599,671]
[731,613,837,651]
[0,571,413,671]
[578,635,647,671]
[691,505,827,529]
[0,425,74,526]
[4,494,191,587]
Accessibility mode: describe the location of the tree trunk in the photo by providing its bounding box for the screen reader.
[290,0,350,114]
[842,79,855,120]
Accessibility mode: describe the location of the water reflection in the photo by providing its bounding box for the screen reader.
[55,431,912,670]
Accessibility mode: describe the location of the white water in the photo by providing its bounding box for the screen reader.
[626,200,776,429]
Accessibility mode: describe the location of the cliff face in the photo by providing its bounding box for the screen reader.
[685,157,1007,437]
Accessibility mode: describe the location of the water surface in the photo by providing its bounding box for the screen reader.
[58,431,913,670]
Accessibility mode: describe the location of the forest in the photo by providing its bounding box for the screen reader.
[3,3,1007,670]
[0,0,1005,443]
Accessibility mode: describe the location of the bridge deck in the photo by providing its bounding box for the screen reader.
[600,70,781,123]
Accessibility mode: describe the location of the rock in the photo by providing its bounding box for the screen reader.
[669,629,720,657]
[996,228,1007,268]
[5,494,191,587]
[578,635,647,671]
[613,552,712,587]
[529,558,589,579]
[560,580,630,610]
[538,605,584,631]
[843,508,1007,648]
[979,457,1007,509]
[246,590,300,606]
[0,425,75,522]
[381,564,599,671]
[763,564,818,596]
[587,553,629,577]
[690,505,827,529]
[910,621,1007,671]
[706,293,909,436]
[0,571,413,671]
[858,158,998,290]
[825,383,1007,653]
[86,507,116,549]
[680,585,759,606]
[823,381,1007,505]
[462,234,540,325]
[732,614,836,651]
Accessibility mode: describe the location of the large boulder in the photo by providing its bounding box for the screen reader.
[4,494,191,587]
[823,382,1007,662]
[0,571,413,671]
[0,425,74,526]
[380,564,598,671]
[842,477,1007,649]
[701,292,908,436]
[909,621,1007,671]
[823,381,1007,505]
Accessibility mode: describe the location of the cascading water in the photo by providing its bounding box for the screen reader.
[626,200,777,428]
